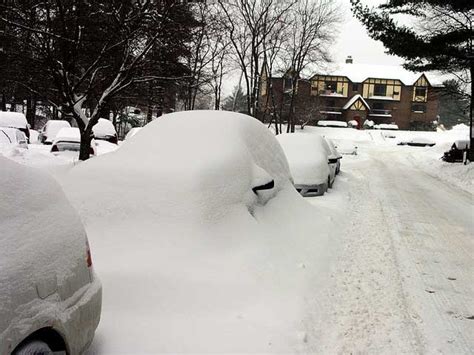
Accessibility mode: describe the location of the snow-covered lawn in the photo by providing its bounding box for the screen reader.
[1,117,472,353]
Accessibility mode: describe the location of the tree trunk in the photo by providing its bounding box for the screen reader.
[1,92,6,111]
[469,60,473,160]
[79,128,93,161]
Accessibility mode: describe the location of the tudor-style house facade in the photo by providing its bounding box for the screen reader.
[259,57,442,130]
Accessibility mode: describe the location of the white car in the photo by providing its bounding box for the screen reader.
[0,156,101,354]
[51,127,95,157]
[276,133,332,196]
[38,120,71,144]
[0,127,28,150]
[0,111,30,142]
[92,118,118,144]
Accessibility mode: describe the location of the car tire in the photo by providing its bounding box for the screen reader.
[13,340,53,355]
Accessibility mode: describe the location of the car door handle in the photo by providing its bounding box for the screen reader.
[252,180,274,195]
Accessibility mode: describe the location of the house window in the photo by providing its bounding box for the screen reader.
[374,84,386,96]
[415,87,426,97]
[325,81,338,93]
[284,78,292,91]
[353,84,359,92]
[412,104,426,113]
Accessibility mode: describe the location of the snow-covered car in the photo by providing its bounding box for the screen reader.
[374,123,399,130]
[398,137,436,147]
[92,118,118,144]
[0,111,30,142]
[124,127,142,140]
[442,139,470,163]
[38,120,71,144]
[276,133,332,196]
[334,140,358,155]
[0,157,101,355]
[325,138,342,174]
[317,120,348,128]
[0,127,28,150]
[62,111,328,353]
[51,127,95,157]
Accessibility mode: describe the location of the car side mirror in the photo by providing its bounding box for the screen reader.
[328,158,338,164]
[252,180,274,195]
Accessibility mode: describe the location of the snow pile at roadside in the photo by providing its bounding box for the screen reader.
[61,111,335,353]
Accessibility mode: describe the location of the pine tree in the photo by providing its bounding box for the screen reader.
[351,0,473,156]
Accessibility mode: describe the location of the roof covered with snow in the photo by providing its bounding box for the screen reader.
[320,63,443,86]
[342,94,370,110]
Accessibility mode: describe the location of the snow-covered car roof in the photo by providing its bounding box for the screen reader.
[93,118,117,138]
[0,112,28,129]
[43,120,71,141]
[276,133,330,185]
[374,123,399,130]
[317,120,348,128]
[53,127,81,143]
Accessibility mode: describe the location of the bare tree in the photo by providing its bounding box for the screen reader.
[1,1,195,160]
[282,0,340,132]
[217,0,295,118]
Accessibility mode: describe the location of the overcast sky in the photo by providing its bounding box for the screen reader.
[333,0,404,66]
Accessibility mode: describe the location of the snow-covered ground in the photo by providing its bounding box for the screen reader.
[1,119,472,353]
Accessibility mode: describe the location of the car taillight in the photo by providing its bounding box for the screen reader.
[86,239,93,268]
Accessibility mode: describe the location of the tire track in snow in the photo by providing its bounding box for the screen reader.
[306,160,423,354]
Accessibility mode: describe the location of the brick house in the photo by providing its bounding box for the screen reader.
[259,57,443,130]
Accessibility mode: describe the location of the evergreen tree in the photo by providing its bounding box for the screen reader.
[351,0,473,155]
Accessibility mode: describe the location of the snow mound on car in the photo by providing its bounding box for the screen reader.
[0,156,88,322]
[62,110,334,353]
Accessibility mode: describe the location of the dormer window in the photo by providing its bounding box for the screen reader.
[415,87,426,97]
[374,84,387,96]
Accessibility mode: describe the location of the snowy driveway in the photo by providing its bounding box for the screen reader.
[308,147,473,353]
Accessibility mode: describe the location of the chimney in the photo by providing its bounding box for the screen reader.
[346,56,353,64]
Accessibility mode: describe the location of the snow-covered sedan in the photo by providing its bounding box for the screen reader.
[38,120,71,144]
[276,133,332,196]
[51,127,95,157]
[92,118,118,144]
[0,127,28,150]
[0,156,102,354]
[0,111,30,142]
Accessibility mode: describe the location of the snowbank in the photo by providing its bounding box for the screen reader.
[61,111,333,353]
